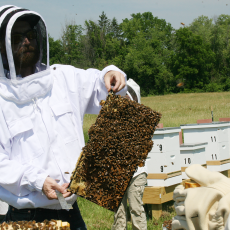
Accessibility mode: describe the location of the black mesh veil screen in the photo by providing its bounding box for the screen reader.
[35,18,48,65]
[127,85,138,102]
[0,9,28,74]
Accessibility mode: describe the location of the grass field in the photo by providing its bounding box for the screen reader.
[80,92,230,229]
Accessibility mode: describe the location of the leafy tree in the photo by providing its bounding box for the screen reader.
[48,12,230,94]
[122,12,173,47]
[211,15,230,89]
[123,33,173,95]
[108,17,122,38]
[120,12,174,95]
[98,11,110,31]
[60,22,84,67]
[84,12,125,69]
[171,27,215,91]
[188,16,213,44]
[189,14,230,89]
[83,20,105,68]
[49,35,64,65]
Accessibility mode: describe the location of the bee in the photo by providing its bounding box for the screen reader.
[176,79,185,88]
[177,82,184,87]
[100,100,105,106]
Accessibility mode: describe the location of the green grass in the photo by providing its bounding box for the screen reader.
[78,197,176,230]
[142,92,230,127]
[83,92,230,132]
[80,92,230,229]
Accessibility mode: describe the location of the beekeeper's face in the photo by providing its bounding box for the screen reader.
[11,21,39,69]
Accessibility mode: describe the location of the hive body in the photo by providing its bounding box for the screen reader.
[68,92,161,211]
[181,122,230,172]
[180,142,207,179]
[146,127,182,187]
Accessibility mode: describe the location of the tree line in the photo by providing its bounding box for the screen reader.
[49,12,230,96]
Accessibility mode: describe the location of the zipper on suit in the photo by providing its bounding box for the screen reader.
[32,98,39,111]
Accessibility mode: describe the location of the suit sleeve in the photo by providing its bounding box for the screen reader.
[63,65,127,117]
[0,108,49,197]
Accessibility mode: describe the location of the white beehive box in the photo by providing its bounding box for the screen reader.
[181,122,230,172]
[180,142,207,179]
[146,127,182,187]
[220,120,230,157]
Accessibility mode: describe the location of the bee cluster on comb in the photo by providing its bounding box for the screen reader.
[0,220,70,230]
[68,91,161,211]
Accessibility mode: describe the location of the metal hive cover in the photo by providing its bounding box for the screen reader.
[68,92,161,212]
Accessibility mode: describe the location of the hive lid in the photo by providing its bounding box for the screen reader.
[154,127,181,134]
[181,121,230,129]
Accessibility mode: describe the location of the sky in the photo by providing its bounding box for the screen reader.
[2,0,230,40]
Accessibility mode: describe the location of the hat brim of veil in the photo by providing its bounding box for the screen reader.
[0,10,40,39]
[15,13,40,28]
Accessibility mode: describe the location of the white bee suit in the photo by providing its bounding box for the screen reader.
[0,200,8,215]
[0,7,126,209]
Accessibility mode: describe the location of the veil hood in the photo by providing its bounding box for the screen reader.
[0,5,52,104]
[127,78,141,103]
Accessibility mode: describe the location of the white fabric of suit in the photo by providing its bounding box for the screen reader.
[0,6,127,209]
[172,164,230,230]
[0,200,8,215]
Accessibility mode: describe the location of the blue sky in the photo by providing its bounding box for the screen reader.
[2,0,230,40]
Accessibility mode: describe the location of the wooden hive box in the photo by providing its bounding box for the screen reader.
[68,91,161,211]
[0,220,70,230]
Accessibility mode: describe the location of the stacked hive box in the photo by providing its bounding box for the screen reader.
[181,122,230,172]
[180,142,207,179]
[146,127,182,187]
[0,220,70,230]
[68,92,161,211]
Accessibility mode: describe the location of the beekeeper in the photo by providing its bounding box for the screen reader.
[0,5,126,229]
[112,79,147,230]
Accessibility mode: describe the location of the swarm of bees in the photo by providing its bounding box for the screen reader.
[0,220,70,230]
[68,91,161,211]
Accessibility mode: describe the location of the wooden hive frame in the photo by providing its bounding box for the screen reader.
[0,220,70,230]
[68,91,161,211]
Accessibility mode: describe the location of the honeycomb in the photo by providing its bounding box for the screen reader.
[0,220,70,230]
[68,91,161,211]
